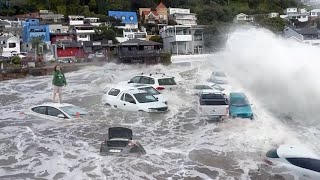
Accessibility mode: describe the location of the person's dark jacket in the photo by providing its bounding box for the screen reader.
[52,71,66,86]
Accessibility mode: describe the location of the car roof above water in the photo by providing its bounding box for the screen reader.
[230,92,247,98]
[31,102,75,108]
[139,73,174,79]
[277,144,320,159]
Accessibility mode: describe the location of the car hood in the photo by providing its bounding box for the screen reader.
[230,105,253,114]
[153,94,168,103]
[140,101,167,109]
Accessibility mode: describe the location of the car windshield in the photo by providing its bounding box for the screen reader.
[134,93,158,103]
[230,97,249,106]
[215,72,226,77]
[158,78,177,85]
[266,149,279,158]
[139,87,160,95]
[194,85,212,89]
[60,106,88,117]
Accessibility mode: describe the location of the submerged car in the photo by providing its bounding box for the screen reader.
[229,92,254,119]
[128,73,177,91]
[193,84,215,95]
[100,127,146,156]
[265,145,320,179]
[208,71,228,84]
[29,103,88,120]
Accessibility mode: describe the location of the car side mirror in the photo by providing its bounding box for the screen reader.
[128,80,133,84]
[57,114,65,118]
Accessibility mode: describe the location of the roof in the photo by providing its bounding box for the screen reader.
[108,11,138,24]
[230,92,246,98]
[32,102,75,108]
[142,11,158,16]
[294,26,320,35]
[139,72,173,78]
[201,89,223,94]
[277,144,319,159]
[156,2,167,9]
[0,20,10,26]
[120,38,162,46]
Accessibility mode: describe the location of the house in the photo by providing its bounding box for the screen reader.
[234,13,254,23]
[82,40,117,57]
[49,24,73,44]
[22,18,50,49]
[0,19,22,39]
[160,25,204,55]
[69,15,84,26]
[52,41,86,59]
[139,2,168,25]
[39,10,64,23]
[284,26,320,45]
[0,34,21,57]
[268,13,279,18]
[108,11,138,29]
[117,38,164,64]
[156,2,168,24]
[281,8,309,23]
[73,25,95,42]
[84,17,102,26]
[168,8,197,25]
[116,29,147,43]
[285,8,298,14]
[141,11,159,24]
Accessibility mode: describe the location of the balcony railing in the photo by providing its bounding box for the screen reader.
[118,50,164,58]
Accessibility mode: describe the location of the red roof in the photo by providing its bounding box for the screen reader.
[156,2,167,9]
[142,11,158,16]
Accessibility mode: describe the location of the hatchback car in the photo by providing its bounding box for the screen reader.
[28,103,88,120]
[128,73,177,91]
[229,92,254,119]
[100,127,146,156]
[265,145,320,179]
[208,71,228,84]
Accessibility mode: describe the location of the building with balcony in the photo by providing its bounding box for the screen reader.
[22,18,50,43]
[52,41,86,59]
[118,38,164,64]
[139,2,168,25]
[0,19,23,39]
[284,26,320,45]
[160,25,204,55]
[39,10,64,23]
[84,17,102,27]
[69,15,85,26]
[72,25,95,42]
[108,11,138,29]
[116,29,147,43]
[49,24,74,44]
[0,33,20,57]
[280,8,309,23]
[234,13,254,23]
[168,8,197,25]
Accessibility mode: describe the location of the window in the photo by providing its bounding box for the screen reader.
[124,94,136,104]
[129,16,134,21]
[139,87,159,95]
[121,16,126,20]
[230,97,249,107]
[32,106,47,115]
[47,107,63,117]
[140,77,154,84]
[9,43,16,48]
[60,106,87,117]
[133,93,157,103]
[266,149,279,158]
[79,35,87,38]
[108,88,120,96]
[130,76,141,83]
[286,158,320,173]
[120,93,125,101]
[158,78,177,85]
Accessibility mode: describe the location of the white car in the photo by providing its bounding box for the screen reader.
[126,84,168,104]
[265,144,320,179]
[103,88,168,112]
[193,84,215,95]
[127,73,177,91]
[208,71,228,84]
[28,103,88,120]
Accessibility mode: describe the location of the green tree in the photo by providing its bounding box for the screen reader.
[88,0,97,12]
[256,16,287,32]
[10,55,21,65]
[31,37,45,54]
[149,35,163,43]
[93,25,118,43]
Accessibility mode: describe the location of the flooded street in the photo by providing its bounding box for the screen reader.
[1,28,320,180]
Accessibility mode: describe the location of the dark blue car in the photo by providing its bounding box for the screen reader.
[229,92,254,119]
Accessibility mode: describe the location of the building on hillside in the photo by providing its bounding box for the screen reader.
[117,38,164,64]
[72,25,95,42]
[268,13,279,18]
[234,13,254,23]
[51,41,86,59]
[160,25,204,55]
[84,17,103,26]
[108,11,138,29]
[0,33,21,57]
[69,15,85,26]
[49,24,73,44]
[39,10,64,23]
[139,2,168,25]
[156,2,168,24]
[116,29,147,43]
[22,18,50,50]
[0,19,23,39]
[284,26,320,45]
[281,8,309,23]
[168,8,197,25]
[82,40,117,58]
[141,11,159,24]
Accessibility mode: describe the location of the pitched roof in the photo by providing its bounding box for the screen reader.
[156,2,167,9]
[108,11,138,24]
[294,26,320,35]
[142,11,158,16]
[120,38,162,46]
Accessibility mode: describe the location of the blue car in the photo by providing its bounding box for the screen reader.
[229,92,254,119]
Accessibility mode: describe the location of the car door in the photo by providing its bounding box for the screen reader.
[31,106,48,119]
[47,106,68,119]
[105,88,121,105]
[118,93,138,111]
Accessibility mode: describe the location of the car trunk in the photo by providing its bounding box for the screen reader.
[108,127,133,140]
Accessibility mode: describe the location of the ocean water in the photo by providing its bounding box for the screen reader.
[1,27,319,180]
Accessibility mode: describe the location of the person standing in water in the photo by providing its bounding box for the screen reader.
[52,65,66,103]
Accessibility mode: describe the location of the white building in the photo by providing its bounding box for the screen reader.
[73,25,95,41]
[168,8,197,25]
[69,15,84,26]
[84,17,102,27]
[234,13,254,23]
[268,12,279,18]
[310,9,320,17]
[49,24,70,34]
[285,8,298,14]
[116,29,147,43]
[281,8,309,22]
[0,34,20,57]
[160,25,204,55]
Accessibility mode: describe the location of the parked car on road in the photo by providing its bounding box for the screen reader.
[128,73,177,91]
[229,92,254,119]
[198,89,229,120]
[28,103,88,120]
[265,144,320,179]
[208,71,228,84]
[100,127,146,156]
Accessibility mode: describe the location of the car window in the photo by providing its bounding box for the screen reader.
[286,158,320,173]
[140,77,154,84]
[47,107,63,117]
[230,97,249,107]
[215,72,226,77]
[134,93,158,103]
[194,85,212,89]
[125,94,136,104]
[200,93,228,105]
[60,106,87,117]
[158,78,176,85]
[130,76,141,83]
[108,88,120,96]
[266,149,279,158]
[139,87,160,95]
[120,93,125,101]
[31,106,47,115]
